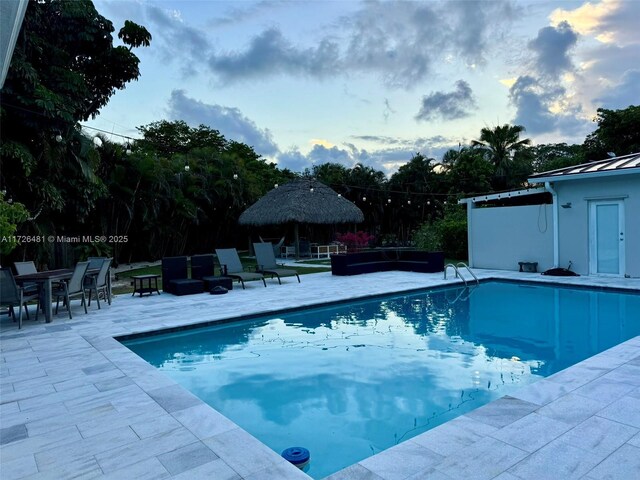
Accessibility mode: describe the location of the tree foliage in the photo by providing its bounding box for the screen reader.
[472,124,532,190]
[583,106,640,160]
[0,0,151,253]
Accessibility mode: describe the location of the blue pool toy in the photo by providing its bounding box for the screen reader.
[282,447,310,467]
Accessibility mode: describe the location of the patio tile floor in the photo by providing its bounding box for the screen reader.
[1,269,639,479]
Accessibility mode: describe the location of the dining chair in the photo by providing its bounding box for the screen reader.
[85,258,112,309]
[0,268,40,329]
[53,261,89,319]
[14,261,40,295]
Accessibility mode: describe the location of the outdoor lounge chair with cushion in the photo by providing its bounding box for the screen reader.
[1,268,40,329]
[161,256,204,295]
[52,261,89,319]
[84,258,112,309]
[253,242,300,284]
[215,248,267,289]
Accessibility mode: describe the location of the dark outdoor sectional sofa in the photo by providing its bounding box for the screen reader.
[330,250,445,276]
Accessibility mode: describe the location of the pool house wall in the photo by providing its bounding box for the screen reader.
[466,203,554,273]
[553,173,640,278]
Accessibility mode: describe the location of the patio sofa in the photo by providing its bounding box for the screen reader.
[331,250,444,276]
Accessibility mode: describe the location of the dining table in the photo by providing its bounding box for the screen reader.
[15,267,100,323]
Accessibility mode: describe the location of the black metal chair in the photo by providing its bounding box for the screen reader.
[85,258,112,309]
[161,256,204,295]
[14,261,40,296]
[1,267,40,329]
[52,261,89,319]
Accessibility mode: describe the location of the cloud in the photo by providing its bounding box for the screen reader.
[550,0,638,45]
[167,90,278,155]
[594,69,640,109]
[528,21,578,78]
[509,76,589,137]
[145,5,211,65]
[209,28,341,81]
[415,80,478,121]
[276,136,459,176]
[205,0,518,88]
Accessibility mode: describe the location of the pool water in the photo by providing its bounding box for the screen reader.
[123,281,640,479]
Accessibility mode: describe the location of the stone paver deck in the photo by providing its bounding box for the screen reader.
[1,269,639,479]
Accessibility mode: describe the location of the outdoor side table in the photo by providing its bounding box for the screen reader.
[131,274,161,297]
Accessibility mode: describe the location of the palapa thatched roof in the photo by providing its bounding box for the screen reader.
[238,177,364,226]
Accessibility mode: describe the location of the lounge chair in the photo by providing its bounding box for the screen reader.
[1,268,40,329]
[161,256,204,295]
[215,248,266,289]
[253,243,300,284]
[52,261,89,319]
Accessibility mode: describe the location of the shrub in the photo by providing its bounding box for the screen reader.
[414,207,467,260]
[335,231,375,251]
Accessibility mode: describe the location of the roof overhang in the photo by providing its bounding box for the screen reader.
[0,0,28,88]
[458,187,547,205]
[529,167,640,184]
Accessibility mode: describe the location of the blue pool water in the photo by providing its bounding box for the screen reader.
[123,281,640,479]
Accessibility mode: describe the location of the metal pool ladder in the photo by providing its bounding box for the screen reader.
[444,262,479,286]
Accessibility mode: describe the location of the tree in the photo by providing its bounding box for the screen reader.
[583,106,640,160]
[0,193,29,256]
[531,143,585,173]
[472,124,531,190]
[444,147,495,195]
[0,0,151,258]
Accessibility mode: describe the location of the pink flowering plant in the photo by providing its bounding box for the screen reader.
[335,231,375,251]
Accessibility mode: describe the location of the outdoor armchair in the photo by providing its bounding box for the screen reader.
[253,242,300,284]
[191,254,232,291]
[215,248,267,289]
[1,268,40,329]
[161,256,204,295]
[52,261,89,319]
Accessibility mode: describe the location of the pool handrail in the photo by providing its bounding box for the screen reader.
[444,262,479,286]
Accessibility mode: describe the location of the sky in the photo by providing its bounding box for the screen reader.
[88,0,640,175]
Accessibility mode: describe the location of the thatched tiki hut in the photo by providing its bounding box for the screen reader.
[238,177,364,258]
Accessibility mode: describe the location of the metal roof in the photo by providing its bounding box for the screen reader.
[529,152,640,183]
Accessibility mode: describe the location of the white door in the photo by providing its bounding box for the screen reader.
[589,200,625,275]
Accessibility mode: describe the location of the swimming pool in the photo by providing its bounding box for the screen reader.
[122,281,640,479]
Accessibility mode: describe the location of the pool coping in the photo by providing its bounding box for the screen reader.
[1,269,639,479]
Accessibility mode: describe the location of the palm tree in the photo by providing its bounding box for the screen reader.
[472,124,531,178]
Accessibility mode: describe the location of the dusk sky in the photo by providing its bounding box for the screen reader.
[88,0,640,175]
